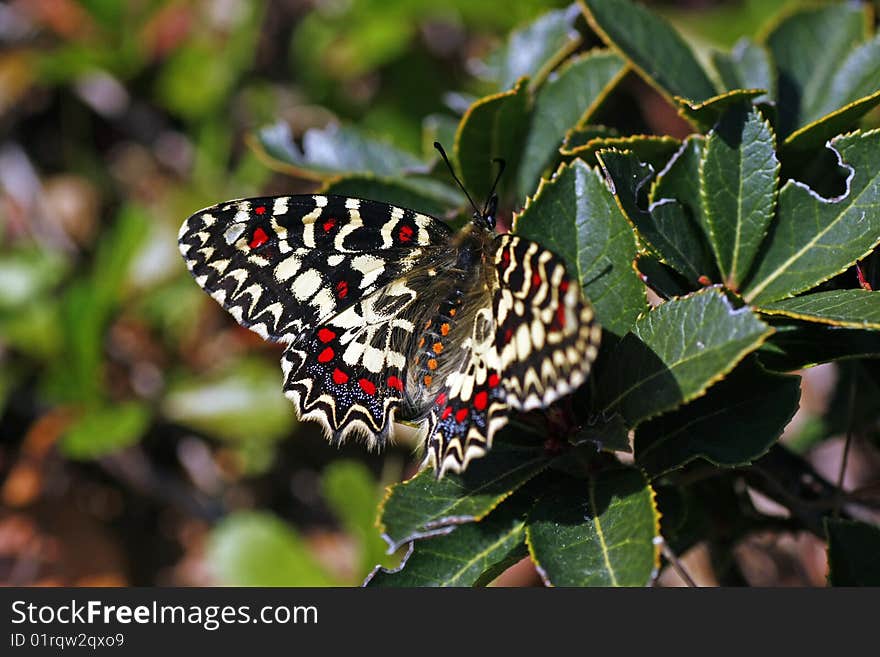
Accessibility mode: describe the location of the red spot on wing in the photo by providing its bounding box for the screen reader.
[318,347,334,363]
[398,225,414,242]
[503,328,513,344]
[435,393,446,406]
[322,217,337,233]
[474,391,488,411]
[555,305,566,329]
[387,375,404,391]
[336,280,348,298]
[532,272,541,288]
[317,328,336,343]
[488,373,500,388]
[254,205,266,215]
[333,368,349,384]
[359,378,376,395]
[501,249,510,267]
[455,408,469,423]
[442,406,452,420]
[249,227,269,249]
[560,279,570,293]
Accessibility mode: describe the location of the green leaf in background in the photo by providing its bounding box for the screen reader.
[422,114,460,159]
[675,89,766,133]
[762,3,869,138]
[513,158,646,337]
[320,174,464,218]
[743,130,880,304]
[580,0,717,105]
[207,511,336,586]
[161,358,295,460]
[59,402,151,460]
[526,469,659,586]
[572,412,631,454]
[378,440,550,552]
[516,50,626,199]
[561,134,681,171]
[322,461,395,577]
[253,122,429,180]
[700,104,779,290]
[711,38,775,104]
[365,493,530,587]
[598,150,713,284]
[596,288,773,426]
[825,518,880,586]
[758,321,880,371]
[454,79,530,204]
[634,357,800,476]
[561,125,620,152]
[479,4,582,92]
[758,290,880,330]
[0,248,69,312]
[783,91,880,155]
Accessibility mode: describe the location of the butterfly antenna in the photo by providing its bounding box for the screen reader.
[483,157,506,215]
[434,141,481,217]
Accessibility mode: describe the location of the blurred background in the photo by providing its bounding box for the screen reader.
[1,0,877,587]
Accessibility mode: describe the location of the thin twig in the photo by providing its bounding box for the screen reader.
[834,370,858,518]
[659,537,698,588]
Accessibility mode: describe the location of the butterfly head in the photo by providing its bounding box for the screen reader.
[434,141,504,234]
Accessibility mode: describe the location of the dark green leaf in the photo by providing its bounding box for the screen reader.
[743,130,880,304]
[633,254,698,300]
[711,38,775,104]
[455,79,530,203]
[572,412,631,454]
[365,493,529,587]
[701,104,779,289]
[207,511,336,586]
[516,50,626,199]
[676,89,766,133]
[422,114,459,158]
[763,3,868,137]
[758,321,880,371]
[561,134,681,170]
[480,5,582,91]
[378,440,550,552]
[758,289,880,330]
[253,122,428,180]
[598,149,714,283]
[826,518,880,586]
[561,125,620,152]
[783,91,880,154]
[526,469,659,586]
[595,288,772,426]
[513,158,646,337]
[320,174,463,218]
[59,402,151,460]
[635,357,800,476]
[580,0,717,104]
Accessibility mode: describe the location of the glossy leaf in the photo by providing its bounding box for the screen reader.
[635,357,800,476]
[743,130,880,304]
[580,0,717,104]
[526,469,659,586]
[516,50,626,199]
[378,439,550,552]
[826,518,880,586]
[676,89,766,133]
[596,288,772,426]
[599,150,713,283]
[479,5,582,92]
[701,104,779,289]
[454,78,530,203]
[253,122,428,180]
[783,91,880,154]
[763,3,868,137]
[59,402,151,460]
[758,289,880,330]
[561,134,681,171]
[633,254,698,300]
[365,494,529,587]
[758,321,880,371]
[711,38,775,103]
[514,158,646,337]
[207,511,336,586]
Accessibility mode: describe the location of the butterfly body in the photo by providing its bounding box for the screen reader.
[179,193,600,476]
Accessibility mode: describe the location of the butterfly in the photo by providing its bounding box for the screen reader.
[178,144,601,477]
